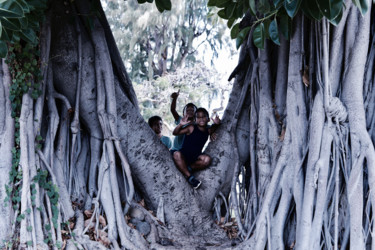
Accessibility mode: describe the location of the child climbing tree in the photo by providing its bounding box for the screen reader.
[0,0,375,249]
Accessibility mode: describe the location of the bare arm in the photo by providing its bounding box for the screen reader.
[173,123,193,136]
[209,115,221,140]
[170,90,180,121]
[173,115,193,135]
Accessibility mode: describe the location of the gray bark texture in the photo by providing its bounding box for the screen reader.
[1,0,375,249]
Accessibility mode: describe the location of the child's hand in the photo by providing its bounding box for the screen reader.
[211,115,221,124]
[170,90,180,99]
[210,132,218,141]
[180,114,191,126]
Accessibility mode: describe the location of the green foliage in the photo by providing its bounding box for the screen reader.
[4,42,43,213]
[206,0,369,50]
[269,18,280,45]
[33,169,60,229]
[0,0,47,57]
[55,241,62,249]
[104,0,230,82]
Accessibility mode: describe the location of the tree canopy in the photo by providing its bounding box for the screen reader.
[1,0,375,249]
[104,0,230,81]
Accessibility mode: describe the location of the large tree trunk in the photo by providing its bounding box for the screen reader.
[1,0,375,249]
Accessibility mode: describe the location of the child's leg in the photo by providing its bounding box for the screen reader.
[191,154,211,171]
[172,151,191,177]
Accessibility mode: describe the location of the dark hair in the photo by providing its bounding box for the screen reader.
[195,107,209,119]
[183,103,197,115]
[148,116,162,127]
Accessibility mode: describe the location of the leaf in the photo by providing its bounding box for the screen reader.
[316,0,343,20]
[235,3,245,18]
[236,26,251,49]
[269,19,280,45]
[230,23,240,39]
[0,40,7,58]
[301,0,323,20]
[258,0,270,13]
[207,0,217,7]
[27,0,47,10]
[20,27,36,44]
[329,7,343,26]
[215,0,232,8]
[352,0,368,15]
[15,0,29,13]
[249,0,256,15]
[11,31,20,42]
[227,18,236,28]
[253,23,265,49]
[0,0,24,18]
[280,14,291,39]
[1,28,11,41]
[155,0,171,12]
[263,18,271,39]
[273,0,283,7]
[218,9,228,19]
[19,16,27,29]
[0,17,21,31]
[225,3,236,18]
[284,0,302,18]
[137,0,147,3]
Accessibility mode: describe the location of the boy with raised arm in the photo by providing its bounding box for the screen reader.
[172,108,220,189]
[170,90,197,151]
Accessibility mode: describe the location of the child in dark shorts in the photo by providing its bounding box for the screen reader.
[172,107,220,189]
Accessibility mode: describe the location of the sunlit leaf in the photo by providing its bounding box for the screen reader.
[253,23,265,49]
[269,19,280,45]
